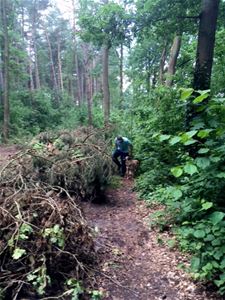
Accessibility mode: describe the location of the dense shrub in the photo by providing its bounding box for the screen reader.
[131,87,185,195]
[142,89,225,294]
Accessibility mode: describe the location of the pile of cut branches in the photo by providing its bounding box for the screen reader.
[0,128,113,299]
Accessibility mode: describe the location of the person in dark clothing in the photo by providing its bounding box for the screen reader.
[112,136,133,177]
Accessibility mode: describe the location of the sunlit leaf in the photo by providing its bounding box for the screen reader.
[184,163,198,175]
[12,248,26,260]
[171,166,183,177]
[169,136,181,145]
[180,88,194,100]
[193,93,209,104]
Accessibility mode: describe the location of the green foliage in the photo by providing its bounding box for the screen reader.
[27,263,51,296]
[132,87,185,196]
[138,89,225,294]
[79,2,131,48]
[66,279,83,300]
[90,290,104,300]
[43,224,65,248]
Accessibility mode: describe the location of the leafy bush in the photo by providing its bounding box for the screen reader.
[132,87,185,196]
[144,89,225,294]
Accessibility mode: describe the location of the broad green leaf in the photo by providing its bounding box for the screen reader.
[180,132,198,144]
[220,258,225,268]
[190,256,200,271]
[216,173,225,179]
[198,148,209,154]
[12,248,26,260]
[192,122,205,130]
[204,234,214,241]
[171,166,183,177]
[180,88,194,100]
[159,134,171,141]
[196,89,210,95]
[169,136,181,145]
[195,157,210,169]
[197,129,213,139]
[201,202,213,210]
[171,188,182,199]
[183,139,197,146]
[210,156,221,162]
[186,130,198,138]
[202,262,213,272]
[209,212,225,225]
[194,230,206,238]
[193,93,209,104]
[184,163,198,175]
[213,251,224,260]
[212,239,221,246]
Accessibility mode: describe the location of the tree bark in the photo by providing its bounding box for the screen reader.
[57,36,63,91]
[72,0,82,106]
[193,0,220,90]
[31,0,40,89]
[86,69,92,126]
[165,35,182,87]
[102,45,110,125]
[119,43,124,108]
[45,30,58,90]
[159,43,167,84]
[1,0,10,142]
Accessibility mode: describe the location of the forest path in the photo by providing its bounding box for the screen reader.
[81,179,221,300]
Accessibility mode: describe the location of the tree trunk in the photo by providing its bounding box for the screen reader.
[159,43,167,84]
[193,0,220,90]
[57,36,63,91]
[165,35,182,87]
[102,45,110,125]
[32,1,40,89]
[119,43,124,108]
[86,69,92,126]
[72,0,82,106]
[45,30,58,90]
[1,0,10,143]
[28,56,34,91]
[186,0,220,156]
[0,55,4,101]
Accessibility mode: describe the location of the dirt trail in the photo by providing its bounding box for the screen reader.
[81,179,222,300]
[0,144,20,166]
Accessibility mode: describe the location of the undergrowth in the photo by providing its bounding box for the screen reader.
[133,88,225,295]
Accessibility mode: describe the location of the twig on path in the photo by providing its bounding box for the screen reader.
[87,266,139,297]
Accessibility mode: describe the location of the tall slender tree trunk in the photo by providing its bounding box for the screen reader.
[72,0,82,106]
[86,69,92,126]
[0,55,3,100]
[45,30,58,90]
[28,57,34,92]
[159,43,167,84]
[119,43,124,108]
[165,34,182,87]
[32,1,40,89]
[1,0,10,142]
[102,45,110,125]
[57,36,63,91]
[193,0,220,90]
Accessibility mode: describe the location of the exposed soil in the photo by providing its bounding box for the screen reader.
[80,179,223,300]
[0,144,21,166]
